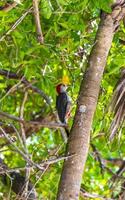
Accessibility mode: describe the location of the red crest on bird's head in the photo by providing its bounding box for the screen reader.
[56,84,62,94]
[56,84,67,94]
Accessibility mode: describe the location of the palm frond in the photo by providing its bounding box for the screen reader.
[109,69,125,140]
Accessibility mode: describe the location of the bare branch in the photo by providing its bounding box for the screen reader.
[0,110,67,129]
[33,0,44,44]
[0,126,44,171]
[91,143,104,175]
[19,91,32,199]
[20,91,28,146]
[0,69,50,105]
[28,120,68,128]
[0,111,24,123]
[0,127,73,170]
[0,137,16,148]
[39,154,75,166]
[0,6,33,42]
[23,79,51,105]
[0,158,37,200]
[0,69,19,79]
[80,188,113,200]
[0,76,24,102]
[0,2,17,12]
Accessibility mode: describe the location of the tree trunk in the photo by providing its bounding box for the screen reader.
[57,2,125,200]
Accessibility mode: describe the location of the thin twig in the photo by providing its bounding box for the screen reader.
[0,111,24,123]
[28,121,68,128]
[20,91,28,146]
[80,188,113,200]
[0,126,73,170]
[0,6,33,42]
[0,2,17,12]
[91,143,104,175]
[0,158,37,200]
[19,92,28,147]
[19,91,31,199]
[0,69,19,79]
[39,154,75,166]
[24,165,48,200]
[33,0,44,44]
[23,79,51,105]
[55,0,63,10]
[0,76,24,102]
[10,123,24,149]
[28,143,67,198]
[0,136,16,148]
[0,110,67,129]
[0,166,32,174]
[0,69,51,105]
[0,126,43,171]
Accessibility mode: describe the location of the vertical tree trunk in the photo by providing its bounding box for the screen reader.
[57,2,125,200]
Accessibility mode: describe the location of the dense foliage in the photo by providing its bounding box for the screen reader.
[0,0,125,199]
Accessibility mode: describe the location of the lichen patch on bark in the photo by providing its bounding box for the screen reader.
[79,105,86,113]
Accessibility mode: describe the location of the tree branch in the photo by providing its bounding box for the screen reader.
[0,110,66,126]
[0,69,50,105]
[0,69,19,79]
[0,158,37,200]
[0,7,33,42]
[39,154,75,166]
[0,2,17,12]
[0,126,49,173]
[80,188,113,200]
[0,128,74,171]
[0,111,24,123]
[32,0,44,44]
[19,91,31,198]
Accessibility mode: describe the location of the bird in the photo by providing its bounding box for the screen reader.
[56,83,71,136]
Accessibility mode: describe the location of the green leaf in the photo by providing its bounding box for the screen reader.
[41,0,52,19]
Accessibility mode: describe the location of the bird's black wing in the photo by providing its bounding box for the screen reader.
[56,92,68,123]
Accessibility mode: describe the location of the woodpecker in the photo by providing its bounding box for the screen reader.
[56,83,71,136]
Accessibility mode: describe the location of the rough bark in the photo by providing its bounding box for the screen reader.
[57,2,125,200]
